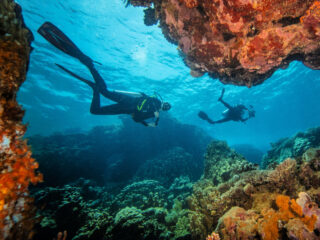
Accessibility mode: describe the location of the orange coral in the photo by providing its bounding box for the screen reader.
[179,0,198,8]
[290,199,303,217]
[0,38,42,239]
[206,231,220,240]
[260,195,317,240]
[300,1,320,24]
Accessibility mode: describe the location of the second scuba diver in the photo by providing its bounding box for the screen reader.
[198,88,255,125]
[38,22,171,127]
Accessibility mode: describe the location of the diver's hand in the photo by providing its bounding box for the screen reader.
[154,111,159,118]
[148,122,156,127]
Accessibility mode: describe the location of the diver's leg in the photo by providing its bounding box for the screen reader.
[90,88,131,115]
[218,88,225,101]
[213,118,230,124]
[80,59,108,91]
[219,99,232,110]
[217,88,232,109]
[101,90,136,104]
[37,22,110,94]
[55,63,95,89]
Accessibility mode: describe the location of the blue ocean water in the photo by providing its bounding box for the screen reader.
[17,0,320,151]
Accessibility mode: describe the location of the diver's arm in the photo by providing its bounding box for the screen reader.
[241,117,249,122]
[153,111,160,124]
[145,112,160,127]
[140,121,156,127]
[141,121,149,127]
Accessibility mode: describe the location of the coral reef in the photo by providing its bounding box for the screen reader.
[30,136,320,239]
[262,126,320,169]
[215,193,320,240]
[186,145,320,239]
[0,0,42,239]
[203,140,257,185]
[129,0,320,86]
[31,177,193,240]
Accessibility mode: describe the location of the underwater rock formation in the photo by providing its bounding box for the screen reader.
[29,115,211,187]
[262,126,320,169]
[0,0,42,239]
[204,140,257,185]
[129,0,320,86]
[134,147,200,186]
[187,146,320,239]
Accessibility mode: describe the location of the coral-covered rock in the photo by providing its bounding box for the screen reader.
[134,147,198,187]
[204,140,257,185]
[110,180,168,211]
[0,0,42,239]
[262,127,320,169]
[187,140,320,239]
[31,178,193,240]
[299,148,320,189]
[215,193,320,240]
[129,0,320,86]
[216,207,259,239]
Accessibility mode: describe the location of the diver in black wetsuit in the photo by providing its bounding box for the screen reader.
[198,88,255,125]
[38,22,171,127]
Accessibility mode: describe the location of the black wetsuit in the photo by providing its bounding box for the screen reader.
[82,59,161,126]
[216,99,248,123]
[37,22,162,126]
[198,89,252,125]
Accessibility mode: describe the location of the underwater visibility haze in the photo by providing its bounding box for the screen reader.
[2,0,320,239]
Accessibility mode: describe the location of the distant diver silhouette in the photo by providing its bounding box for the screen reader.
[198,88,255,125]
[38,22,171,127]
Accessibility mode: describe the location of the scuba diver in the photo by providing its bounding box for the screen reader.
[37,22,171,127]
[198,88,255,125]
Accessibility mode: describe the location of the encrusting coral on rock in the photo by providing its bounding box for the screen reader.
[215,193,320,240]
[262,126,320,169]
[203,141,257,185]
[0,0,42,239]
[186,140,320,239]
[128,0,320,86]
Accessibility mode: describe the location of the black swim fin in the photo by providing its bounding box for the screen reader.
[198,111,215,124]
[38,22,92,65]
[55,63,95,89]
[198,111,209,121]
